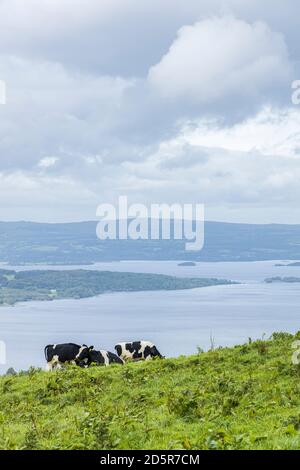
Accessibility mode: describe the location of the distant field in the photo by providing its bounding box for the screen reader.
[0,269,235,305]
[0,333,299,449]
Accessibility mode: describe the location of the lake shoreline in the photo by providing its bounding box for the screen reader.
[1,260,300,372]
[0,267,236,307]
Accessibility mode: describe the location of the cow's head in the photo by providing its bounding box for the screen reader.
[150,345,164,359]
[76,345,94,367]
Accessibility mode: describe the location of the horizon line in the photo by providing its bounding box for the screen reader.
[1,219,300,227]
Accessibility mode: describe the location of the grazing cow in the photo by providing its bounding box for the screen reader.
[115,341,163,362]
[44,343,92,370]
[76,347,124,367]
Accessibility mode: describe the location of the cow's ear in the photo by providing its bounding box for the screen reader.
[89,345,94,351]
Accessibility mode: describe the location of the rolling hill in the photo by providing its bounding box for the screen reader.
[0,332,299,450]
[1,220,300,264]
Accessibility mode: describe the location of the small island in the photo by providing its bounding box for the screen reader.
[265,276,300,284]
[177,261,197,267]
[274,261,300,267]
[0,269,237,306]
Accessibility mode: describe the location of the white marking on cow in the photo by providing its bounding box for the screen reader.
[138,341,154,358]
[116,341,155,362]
[115,343,132,362]
[75,345,87,359]
[100,350,110,366]
[47,354,60,371]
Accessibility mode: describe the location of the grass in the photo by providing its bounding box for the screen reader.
[1,332,300,450]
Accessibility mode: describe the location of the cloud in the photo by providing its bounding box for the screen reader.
[1,106,300,223]
[0,54,135,170]
[148,17,292,107]
[182,107,300,158]
[0,0,210,75]
[120,107,300,210]
[38,157,59,169]
[0,2,299,222]
[0,0,296,77]
[0,169,99,221]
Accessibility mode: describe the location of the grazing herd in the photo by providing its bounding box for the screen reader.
[44,340,163,370]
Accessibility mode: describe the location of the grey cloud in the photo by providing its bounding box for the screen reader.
[159,144,210,170]
[0,1,299,222]
[0,0,297,77]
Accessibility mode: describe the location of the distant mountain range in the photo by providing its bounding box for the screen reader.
[0,220,300,264]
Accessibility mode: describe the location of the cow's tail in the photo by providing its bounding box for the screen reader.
[115,345,122,357]
[44,345,51,362]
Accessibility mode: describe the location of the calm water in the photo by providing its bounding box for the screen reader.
[0,260,299,372]
[7,259,300,282]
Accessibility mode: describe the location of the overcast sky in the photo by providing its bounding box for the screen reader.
[0,0,300,223]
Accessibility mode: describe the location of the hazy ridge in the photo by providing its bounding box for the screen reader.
[1,220,300,264]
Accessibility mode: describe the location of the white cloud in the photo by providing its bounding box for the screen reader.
[120,107,300,211]
[182,107,300,158]
[38,157,59,168]
[148,17,292,104]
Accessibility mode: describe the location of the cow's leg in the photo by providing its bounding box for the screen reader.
[51,355,61,370]
[121,354,130,363]
[102,352,109,366]
[46,362,53,371]
[143,345,152,361]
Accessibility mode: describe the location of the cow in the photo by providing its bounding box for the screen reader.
[76,347,124,367]
[44,343,92,370]
[115,341,163,362]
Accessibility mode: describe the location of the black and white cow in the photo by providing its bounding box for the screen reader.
[44,343,92,370]
[77,347,124,367]
[115,341,163,362]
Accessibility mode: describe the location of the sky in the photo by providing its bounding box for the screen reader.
[0,0,300,223]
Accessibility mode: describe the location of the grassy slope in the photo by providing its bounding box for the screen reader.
[1,333,300,450]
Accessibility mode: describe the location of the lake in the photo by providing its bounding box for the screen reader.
[0,260,299,372]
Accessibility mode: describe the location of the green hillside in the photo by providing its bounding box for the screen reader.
[1,332,300,450]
